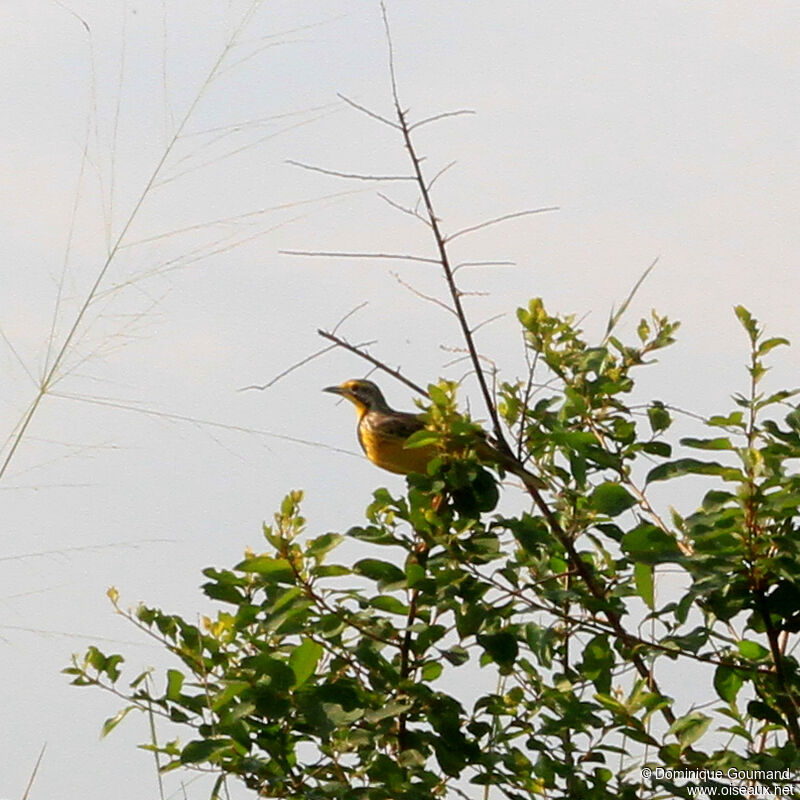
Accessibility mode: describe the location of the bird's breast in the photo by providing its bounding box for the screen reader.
[357,412,435,475]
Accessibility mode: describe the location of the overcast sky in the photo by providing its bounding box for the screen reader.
[2,2,800,798]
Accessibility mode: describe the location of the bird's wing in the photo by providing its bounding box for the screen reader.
[367,410,425,441]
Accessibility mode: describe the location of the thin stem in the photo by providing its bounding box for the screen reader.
[317,329,428,397]
[0,3,259,481]
[381,5,508,452]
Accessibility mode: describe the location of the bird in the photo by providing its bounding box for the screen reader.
[323,379,437,475]
[323,379,544,490]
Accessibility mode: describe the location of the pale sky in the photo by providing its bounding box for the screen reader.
[2,2,800,798]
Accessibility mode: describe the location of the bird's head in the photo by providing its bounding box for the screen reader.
[323,379,391,416]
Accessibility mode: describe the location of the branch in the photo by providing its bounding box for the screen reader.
[425,160,457,193]
[604,256,660,341]
[239,343,338,391]
[240,303,370,391]
[336,93,401,129]
[285,159,414,182]
[381,0,676,729]
[380,3,508,452]
[281,249,441,265]
[408,109,476,132]
[755,587,800,745]
[390,271,456,317]
[50,391,359,457]
[377,192,431,226]
[317,329,428,398]
[445,207,559,243]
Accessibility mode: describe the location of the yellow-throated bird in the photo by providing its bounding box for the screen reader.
[324,379,436,475]
[323,379,545,490]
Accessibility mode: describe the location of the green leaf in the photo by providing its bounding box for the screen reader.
[747,700,784,725]
[734,305,758,342]
[428,383,449,407]
[235,556,295,583]
[166,669,184,701]
[364,700,413,724]
[180,739,232,764]
[647,402,672,434]
[639,441,672,457]
[588,483,637,516]
[679,437,734,451]
[289,638,323,688]
[368,595,409,615]
[322,703,363,727]
[405,561,425,588]
[456,602,485,637]
[646,458,743,484]
[737,640,770,661]
[312,564,351,578]
[442,646,469,666]
[101,705,137,738]
[701,489,734,512]
[668,711,711,749]
[621,524,682,564]
[477,632,518,671]
[713,665,744,703]
[353,558,405,589]
[202,580,244,605]
[240,655,295,690]
[757,336,790,357]
[211,681,250,711]
[708,411,745,429]
[757,388,800,410]
[421,661,443,680]
[581,634,613,694]
[305,532,343,561]
[404,428,439,449]
[619,726,659,747]
[634,562,654,609]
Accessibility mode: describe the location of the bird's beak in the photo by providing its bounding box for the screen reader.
[323,385,346,396]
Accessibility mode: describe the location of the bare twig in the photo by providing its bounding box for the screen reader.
[281,249,441,265]
[239,302,371,391]
[425,160,457,193]
[239,343,339,392]
[286,159,414,182]
[0,539,176,564]
[408,109,476,132]
[157,108,341,187]
[317,330,428,397]
[21,743,47,800]
[604,256,660,341]
[240,336,375,392]
[390,272,456,316]
[144,678,166,800]
[377,192,431,226]
[48,391,360,457]
[445,206,559,243]
[120,188,363,249]
[517,340,540,459]
[332,301,370,334]
[470,312,506,335]
[337,93,401,129]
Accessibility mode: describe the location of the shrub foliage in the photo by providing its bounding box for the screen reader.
[67,303,800,798]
